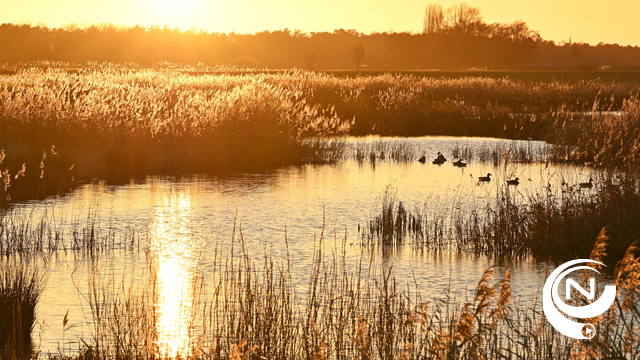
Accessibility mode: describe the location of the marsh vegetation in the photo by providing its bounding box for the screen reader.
[1,214,640,360]
[1,63,640,359]
[1,63,639,202]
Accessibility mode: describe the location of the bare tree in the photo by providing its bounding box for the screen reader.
[445,3,482,34]
[423,4,445,34]
[351,44,365,70]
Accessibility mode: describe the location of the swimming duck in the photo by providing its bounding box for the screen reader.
[507,177,520,186]
[478,173,492,182]
[418,155,426,163]
[433,152,447,165]
[453,159,467,167]
[579,178,594,188]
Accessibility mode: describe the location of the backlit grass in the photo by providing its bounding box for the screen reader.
[1,63,640,204]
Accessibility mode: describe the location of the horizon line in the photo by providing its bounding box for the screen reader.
[3,21,639,48]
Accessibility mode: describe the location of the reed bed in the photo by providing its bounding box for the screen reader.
[366,171,640,262]
[0,258,45,358]
[346,138,567,167]
[364,185,450,252]
[0,202,637,359]
[0,67,351,203]
[46,226,640,360]
[348,140,417,164]
[549,95,640,174]
[80,255,161,360]
[456,173,640,261]
[1,62,640,358]
[1,63,640,205]
[450,142,570,166]
[0,204,141,256]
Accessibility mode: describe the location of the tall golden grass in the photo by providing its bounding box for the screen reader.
[0,66,351,195]
[366,171,640,262]
[550,95,640,174]
[0,258,44,358]
[70,226,640,360]
[1,62,640,204]
[0,204,141,256]
[0,204,637,359]
[1,62,640,359]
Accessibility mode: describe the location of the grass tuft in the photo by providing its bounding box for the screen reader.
[0,258,44,359]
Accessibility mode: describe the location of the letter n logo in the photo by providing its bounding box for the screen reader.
[566,278,595,300]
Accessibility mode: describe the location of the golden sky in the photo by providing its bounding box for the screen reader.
[1,0,638,46]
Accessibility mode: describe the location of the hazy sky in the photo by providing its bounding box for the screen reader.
[1,0,638,46]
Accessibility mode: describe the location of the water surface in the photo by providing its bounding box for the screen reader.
[8,136,601,354]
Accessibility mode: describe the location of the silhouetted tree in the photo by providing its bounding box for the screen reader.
[423,4,445,34]
[351,44,365,70]
[445,3,483,34]
[0,9,639,70]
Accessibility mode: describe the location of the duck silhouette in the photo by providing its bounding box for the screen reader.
[433,152,447,165]
[579,178,594,188]
[453,159,467,167]
[478,173,492,182]
[507,177,519,186]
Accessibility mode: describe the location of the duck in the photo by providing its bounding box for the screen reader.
[579,178,594,188]
[507,177,520,186]
[418,155,426,163]
[453,159,467,167]
[433,152,447,165]
[478,173,492,182]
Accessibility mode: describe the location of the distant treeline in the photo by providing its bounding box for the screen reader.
[1,3,640,69]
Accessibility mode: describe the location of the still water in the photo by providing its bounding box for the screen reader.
[10,136,599,355]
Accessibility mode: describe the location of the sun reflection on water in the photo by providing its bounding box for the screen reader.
[149,192,201,358]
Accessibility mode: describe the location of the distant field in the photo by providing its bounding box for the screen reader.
[4,67,640,82]
[182,69,640,82]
